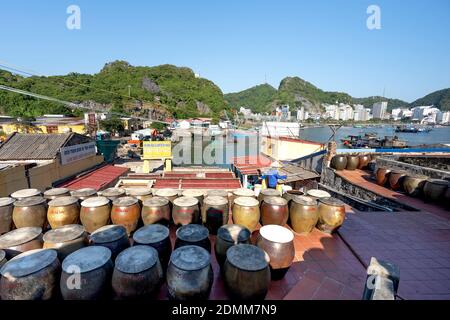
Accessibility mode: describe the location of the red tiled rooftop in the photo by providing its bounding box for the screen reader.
[58,165,129,190]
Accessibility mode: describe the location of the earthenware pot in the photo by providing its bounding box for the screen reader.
[99,188,126,202]
[166,245,213,300]
[206,189,228,198]
[0,197,15,235]
[232,197,260,232]
[47,196,80,229]
[11,189,41,200]
[231,188,255,206]
[112,246,163,299]
[172,196,200,226]
[80,197,111,234]
[215,224,251,268]
[331,155,347,171]
[12,196,47,229]
[375,168,391,186]
[388,171,407,191]
[257,189,281,204]
[43,224,88,261]
[0,227,43,258]
[358,155,371,169]
[346,155,360,170]
[0,249,60,300]
[260,197,289,226]
[290,195,319,235]
[402,175,428,197]
[154,188,179,204]
[423,179,449,202]
[90,225,130,259]
[202,196,229,234]
[60,246,113,300]
[133,224,172,271]
[175,224,211,252]
[256,225,295,280]
[111,197,141,235]
[317,198,346,234]
[141,197,171,226]
[306,189,331,203]
[182,189,205,206]
[70,188,97,201]
[282,190,304,205]
[43,188,71,202]
[223,244,270,300]
[126,188,152,204]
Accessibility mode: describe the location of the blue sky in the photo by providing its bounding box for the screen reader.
[0,0,449,102]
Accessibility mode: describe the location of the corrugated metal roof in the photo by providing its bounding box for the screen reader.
[58,165,129,190]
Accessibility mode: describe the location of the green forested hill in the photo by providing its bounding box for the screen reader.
[224,84,277,113]
[352,96,408,111]
[409,88,450,111]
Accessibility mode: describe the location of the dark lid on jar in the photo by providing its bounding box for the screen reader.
[112,196,139,207]
[133,224,170,244]
[115,245,158,274]
[100,188,125,197]
[127,188,152,196]
[0,227,42,248]
[11,188,41,199]
[170,245,210,271]
[48,196,79,207]
[0,249,57,278]
[43,224,85,243]
[70,188,97,197]
[217,224,251,243]
[261,189,280,197]
[173,196,198,207]
[226,244,268,271]
[176,224,209,242]
[90,225,127,243]
[206,189,228,197]
[14,196,46,207]
[44,188,70,197]
[81,196,110,208]
[142,196,169,207]
[319,197,345,207]
[427,179,449,186]
[0,197,15,207]
[62,246,111,273]
[263,196,287,206]
[203,195,228,206]
[292,195,317,206]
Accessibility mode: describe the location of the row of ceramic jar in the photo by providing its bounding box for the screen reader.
[0,222,295,300]
[331,154,374,171]
[375,168,450,206]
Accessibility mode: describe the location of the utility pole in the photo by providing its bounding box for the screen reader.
[128,85,131,97]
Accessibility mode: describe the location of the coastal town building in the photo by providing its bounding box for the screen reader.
[372,102,388,119]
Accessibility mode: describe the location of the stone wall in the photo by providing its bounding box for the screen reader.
[376,156,450,180]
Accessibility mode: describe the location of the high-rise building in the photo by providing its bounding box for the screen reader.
[372,102,388,119]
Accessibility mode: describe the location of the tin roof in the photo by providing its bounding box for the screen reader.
[58,165,129,191]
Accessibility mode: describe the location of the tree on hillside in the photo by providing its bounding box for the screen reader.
[99,117,124,134]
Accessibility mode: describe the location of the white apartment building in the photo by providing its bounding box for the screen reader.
[411,106,439,121]
[372,102,388,119]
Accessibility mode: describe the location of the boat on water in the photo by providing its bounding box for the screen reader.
[341,134,408,149]
[395,125,432,133]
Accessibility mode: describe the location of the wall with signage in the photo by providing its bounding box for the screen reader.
[143,141,172,159]
[60,142,97,165]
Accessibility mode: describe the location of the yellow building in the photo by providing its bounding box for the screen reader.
[0,117,86,135]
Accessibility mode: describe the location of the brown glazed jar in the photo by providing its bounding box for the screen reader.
[346,155,360,170]
[43,188,71,202]
[175,224,211,252]
[256,225,295,280]
[166,245,213,300]
[112,245,163,299]
[182,189,205,205]
[11,188,41,200]
[90,225,130,259]
[0,248,60,300]
[423,179,449,202]
[358,155,371,170]
[402,175,428,197]
[206,189,229,198]
[60,246,113,300]
[331,155,347,171]
[47,196,80,229]
[232,197,260,232]
[223,244,270,300]
[127,188,153,204]
[99,188,126,202]
[80,196,111,234]
[290,195,319,235]
[0,227,43,258]
[43,224,88,261]
[376,168,391,186]
[133,224,172,271]
[260,197,289,226]
[306,189,331,203]
[0,197,15,235]
[388,170,407,191]
[172,196,200,226]
[215,224,251,268]
[70,188,97,201]
[202,196,229,234]
[111,197,141,235]
[257,189,281,204]
[141,197,171,226]
[282,190,304,205]
[12,196,47,229]
[154,188,179,204]
[317,198,346,234]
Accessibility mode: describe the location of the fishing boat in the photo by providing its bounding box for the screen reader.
[341,134,408,149]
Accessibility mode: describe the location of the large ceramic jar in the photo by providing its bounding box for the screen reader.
[47,196,80,229]
[0,249,60,300]
[112,246,163,299]
[43,224,88,261]
[202,196,229,234]
[290,195,319,235]
[223,244,270,300]
[127,188,152,204]
[206,189,228,198]
[260,197,289,226]
[423,179,449,202]
[0,227,43,258]
[0,197,15,235]
[172,196,200,226]
[232,197,260,232]
[346,155,360,170]
[317,198,346,234]
[111,197,141,235]
[256,225,295,280]
[11,188,41,200]
[70,188,97,201]
[215,224,251,268]
[388,170,407,191]
[12,196,47,229]
[358,155,371,170]
[133,224,172,271]
[282,190,304,205]
[99,188,126,202]
[182,189,205,206]
[257,189,281,204]
[141,197,171,226]
[60,246,113,300]
[331,155,347,171]
[90,225,130,259]
[166,245,213,300]
[175,224,211,252]
[80,197,111,234]
[154,188,179,204]
[402,175,428,197]
[231,188,255,206]
[43,188,70,202]
[306,189,331,203]
[375,168,391,186]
